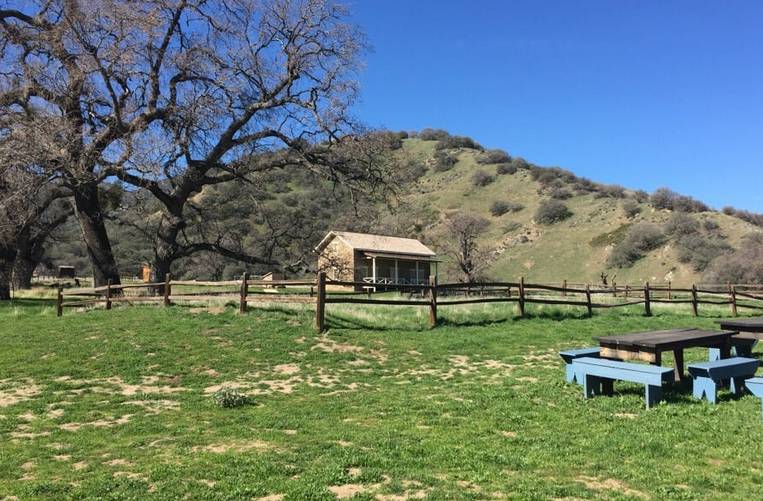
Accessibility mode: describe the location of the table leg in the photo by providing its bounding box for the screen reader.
[654,351,662,367]
[673,349,684,382]
[721,337,731,359]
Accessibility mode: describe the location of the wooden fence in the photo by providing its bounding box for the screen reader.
[56,273,763,332]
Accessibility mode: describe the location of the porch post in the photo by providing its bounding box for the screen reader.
[372,257,377,283]
[415,261,420,285]
[394,259,399,285]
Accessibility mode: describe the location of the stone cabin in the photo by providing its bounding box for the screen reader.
[315,231,438,288]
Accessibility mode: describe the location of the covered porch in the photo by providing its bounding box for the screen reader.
[359,252,438,286]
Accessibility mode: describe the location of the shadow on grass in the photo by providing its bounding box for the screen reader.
[1,297,56,308]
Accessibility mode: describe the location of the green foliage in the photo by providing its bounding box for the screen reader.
[212,388,252,408]
[675,234,732,271]
[590,223,633,248]
[593,184,626,199]
[608,222,665,267]
[535,200,573,225]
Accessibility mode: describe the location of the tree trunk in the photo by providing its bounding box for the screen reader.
[12,256,35,290]
[12,226,38,290]
[0,248,16,300]
[152,217,183,295]
[72,181,121,287]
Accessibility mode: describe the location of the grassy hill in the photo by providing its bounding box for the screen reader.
[394,136,760,285]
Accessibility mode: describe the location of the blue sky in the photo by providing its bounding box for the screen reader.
[350,1,763,211]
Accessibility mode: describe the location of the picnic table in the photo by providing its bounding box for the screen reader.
[596,328,735,382]
[719,316,763,340]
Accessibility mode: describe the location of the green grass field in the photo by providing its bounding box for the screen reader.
[2,299,762,500]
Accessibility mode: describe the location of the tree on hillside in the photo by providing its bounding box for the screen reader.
[703,233,763,284]
[440,212,491,283]
[0,0,391,286]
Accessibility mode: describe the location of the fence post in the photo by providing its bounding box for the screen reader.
[691,284,698,316]
[428,275,438,328]
[518,277,526,318]
[163,273,171,307]
[585,284,593,317]
[56,285,63,317]
[239,271,249,314]
[315,271,326,332]
[612,281,617,297]
[105,279,112,310]
[644,282,652,316]
[625,285,630,299]
[730,285,738,317]
[562,279,567,297]
[668,281,672,300]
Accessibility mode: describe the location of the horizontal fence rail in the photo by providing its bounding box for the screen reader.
[55,273,763,331]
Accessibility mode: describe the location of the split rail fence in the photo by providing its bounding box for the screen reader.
[56,272,763,332]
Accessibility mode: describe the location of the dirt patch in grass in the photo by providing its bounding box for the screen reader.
[273,364,300,375]
[328,484,371,499]
[192,440,275,454]
[254,495,283,501]
[0,379,41,408]
[575,476,648,499]
[189,306,226,315]
[122,399,180,414]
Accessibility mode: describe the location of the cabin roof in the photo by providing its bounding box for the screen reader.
[315,231,436,257]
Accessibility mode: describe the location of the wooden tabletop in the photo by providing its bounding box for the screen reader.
[597,328,736,352]
[718,317,763,332]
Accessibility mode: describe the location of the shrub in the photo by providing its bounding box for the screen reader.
[622,199,641,218]
[594,184,627,199]
[476,149,511,164]
[503,221,523,232]
[703,233,763,283]
[664,213,699,237]
[496,163,517,175]
[608,222,665,267]
[472,170,495,187]
[213,388,252,408]
[490,200,523,216]
[722,206,736,216]
[702,219,720,232]
[675,235,732,271]
[633,190,650,203]
[418,128,450,141]
[511,157,530,170]
[432,150,457,172]
[490,201,511,216]
[535,200,573,225]
[548,186,572,200]
[435,135,483,151]
[650,187,709,212]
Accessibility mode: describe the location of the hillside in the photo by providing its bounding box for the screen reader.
[394,135,761,285]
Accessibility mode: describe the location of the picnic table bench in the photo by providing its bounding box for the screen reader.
[559,347,600,383]
[718,317,763,357]
[572,357,674,409]
[688,357,759,404]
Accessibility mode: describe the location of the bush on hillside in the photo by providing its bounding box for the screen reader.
[548,186,572,200]
[702,219,720,232]
[418,128,450,141]
[633,190,650,203]
[622,199,641,219]
[535,200,573,225]
[722,206,736,216]
[472,170,495,187]
[432,150,457,172]
[594,184,627,199]
[476,149,511,164]
[511,157,530,170]
[664,212,700,237]
[675,234,732,272]
[608,222,665,267]
[490,200,524,216]
[435,135,483,151]
[496,163,517,175]
[703,233,763,283]
[649,187,710,213]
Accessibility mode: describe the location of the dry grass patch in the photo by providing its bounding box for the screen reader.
[0,379,41,408]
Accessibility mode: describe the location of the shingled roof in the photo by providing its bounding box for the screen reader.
[315,231,436,257]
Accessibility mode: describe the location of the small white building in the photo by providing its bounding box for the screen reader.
[315,231,438,287]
